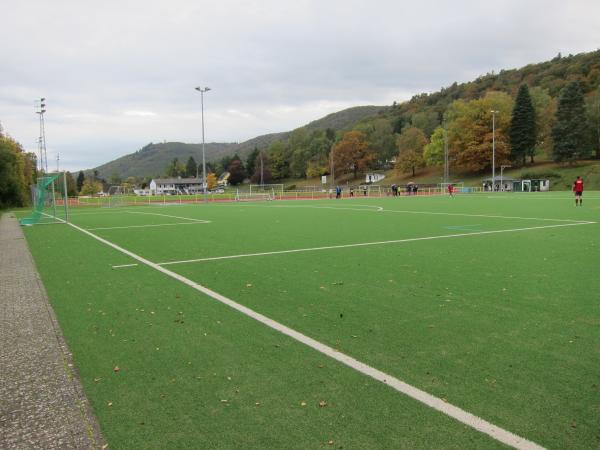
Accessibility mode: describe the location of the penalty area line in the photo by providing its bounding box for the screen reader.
[87,222,210,231]
[65,218,543,450]
[153,221,595,267]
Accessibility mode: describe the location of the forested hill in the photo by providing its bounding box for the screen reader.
[92,49,600,181]
[387,50,600,129]
[91,105,387,179]
[91,142,238,179]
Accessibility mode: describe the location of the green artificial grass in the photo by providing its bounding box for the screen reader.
[22,192,600,449]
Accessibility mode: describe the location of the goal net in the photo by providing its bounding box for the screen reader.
[249,184,283,200]
[105,185,135,207]
[20,173,69,226]
[439,182,465,193]
[235,192,273,202]
[355,185,384,197]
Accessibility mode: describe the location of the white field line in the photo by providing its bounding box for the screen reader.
[112,263,139,268]
[153,221,595,267]
[87,222,209,231]
[244,203,590,223]
[125,211,210,223]
[59,216,544,450]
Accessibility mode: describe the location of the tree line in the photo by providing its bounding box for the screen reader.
[187,81,600,184]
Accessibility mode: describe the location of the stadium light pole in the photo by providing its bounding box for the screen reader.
[490,110,498,191]
[195,86,211,202]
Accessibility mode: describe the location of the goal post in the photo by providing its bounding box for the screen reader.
[235,191,274,202]
[439,182,464,193]
[105,185,135,207]
[20,172,69,226]
[249,184,283,200]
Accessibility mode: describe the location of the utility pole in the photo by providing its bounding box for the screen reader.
[491,110,499,191]
[194,87,211,202]
[443,120,449,184]
[260,151,264,186]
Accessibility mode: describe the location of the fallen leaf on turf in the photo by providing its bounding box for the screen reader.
[221,399,228,403]
[94,377,102,383]
[107,402,113,407]
[246,283,253,287]
[328,440,334,445]
[113,366,120,373]
[255,402,260,406]
[319,400,327,407]
[300,401,307,406]
[571,421,577,428]
[101,445,109,449]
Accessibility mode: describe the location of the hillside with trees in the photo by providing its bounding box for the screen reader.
[238,49,600,185]
[144,49,600,188]
[90,105,388,179]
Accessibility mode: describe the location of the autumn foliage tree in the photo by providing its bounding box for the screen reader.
[331,131,374,178]
[0,130,36,207]
[395,126,427,176]
[446,92,512,171]
[206,172,217,189]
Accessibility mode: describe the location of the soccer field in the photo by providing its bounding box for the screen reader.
[21,192,600,449]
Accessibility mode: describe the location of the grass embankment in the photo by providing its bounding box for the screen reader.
[283,160,600,190]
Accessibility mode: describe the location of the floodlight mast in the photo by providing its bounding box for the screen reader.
[35,98,48,173]
[195,86,211,203]
[491,110,498,191]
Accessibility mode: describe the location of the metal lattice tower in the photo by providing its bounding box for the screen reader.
[35,98,48,173]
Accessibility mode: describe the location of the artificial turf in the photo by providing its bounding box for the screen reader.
[21,192,600,449]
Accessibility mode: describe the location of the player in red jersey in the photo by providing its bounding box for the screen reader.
[573,176,584,206]
[447,184,454,197]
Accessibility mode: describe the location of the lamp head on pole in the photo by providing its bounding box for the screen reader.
[195,87,211,93]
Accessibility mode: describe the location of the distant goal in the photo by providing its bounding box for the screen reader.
[105,185,134,207]
[249,184,283,200]
[439,182,464,193]
[235,192,274,202]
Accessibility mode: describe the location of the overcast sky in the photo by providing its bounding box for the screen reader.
[1,0,599,172]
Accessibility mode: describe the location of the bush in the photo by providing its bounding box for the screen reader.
[285,184,296,190]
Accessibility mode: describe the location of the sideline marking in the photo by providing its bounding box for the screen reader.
[153,221,595,267]
[87,222,209,231]
[58,215,544,450]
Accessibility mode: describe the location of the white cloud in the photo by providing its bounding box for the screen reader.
[1,0,599,171]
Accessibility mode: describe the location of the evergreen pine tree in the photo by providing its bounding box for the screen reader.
[76,171,85,192]
[552,81,590,162]
[185,156,197,177]
[509,85,537,165]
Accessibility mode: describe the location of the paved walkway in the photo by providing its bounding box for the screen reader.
[0,213,105,449]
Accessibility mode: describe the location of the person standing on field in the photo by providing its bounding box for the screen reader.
[573,176,584,206]
[447,184,454,197]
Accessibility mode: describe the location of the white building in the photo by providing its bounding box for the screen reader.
[149,177,203,195]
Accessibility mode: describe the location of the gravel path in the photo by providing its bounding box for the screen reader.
[0,213,105,449]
